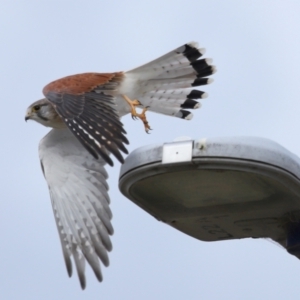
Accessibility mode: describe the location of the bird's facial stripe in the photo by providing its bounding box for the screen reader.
[38,115,49,121]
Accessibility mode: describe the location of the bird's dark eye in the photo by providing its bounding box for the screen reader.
[33,105,41,111]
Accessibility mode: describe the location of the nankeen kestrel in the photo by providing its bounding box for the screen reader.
[25,42,216,289]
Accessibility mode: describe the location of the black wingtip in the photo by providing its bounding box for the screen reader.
[196,66,216,78]
[88,144,114,166]
[121,134,130,145]
[175,109,193,120]
[115,153,125,165]
[118,142,129,155]
[187,90,206,99]
[183,44,202,62]
[191,59,210,72]
[191,77,213,87]
[105,155,114,167]
[180,99,200,109]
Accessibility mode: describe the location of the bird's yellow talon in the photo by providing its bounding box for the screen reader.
[122,95,152,133]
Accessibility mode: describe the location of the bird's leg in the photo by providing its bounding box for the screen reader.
[122,95,141,119]
[137,106,151,133]
[122,95,152,133]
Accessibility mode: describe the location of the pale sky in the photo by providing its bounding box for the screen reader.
[1,1,300,299]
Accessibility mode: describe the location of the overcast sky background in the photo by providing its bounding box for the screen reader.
[1,1,300,299]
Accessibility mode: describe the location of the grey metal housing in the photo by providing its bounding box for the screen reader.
[119,137,300,259]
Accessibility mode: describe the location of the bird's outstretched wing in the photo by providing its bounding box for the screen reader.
[43,72,128,166]
[39,128,113,289]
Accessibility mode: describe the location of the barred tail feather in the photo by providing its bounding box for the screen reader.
[138,89,206,109]
[127,42,204,76]
[121,42,216,119]
[147,105,194,120]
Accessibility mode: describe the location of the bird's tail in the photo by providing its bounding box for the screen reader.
[122,42,216,120]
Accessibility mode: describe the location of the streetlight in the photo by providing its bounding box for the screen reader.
[119,136,300,259]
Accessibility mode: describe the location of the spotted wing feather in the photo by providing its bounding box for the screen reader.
[43,72,128,166]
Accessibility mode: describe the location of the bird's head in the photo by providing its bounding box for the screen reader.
[25,98,65,128]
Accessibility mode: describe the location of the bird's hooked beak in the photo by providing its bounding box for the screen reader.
[25,109,32,122]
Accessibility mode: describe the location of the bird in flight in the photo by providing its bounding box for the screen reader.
[25,42,216,289]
